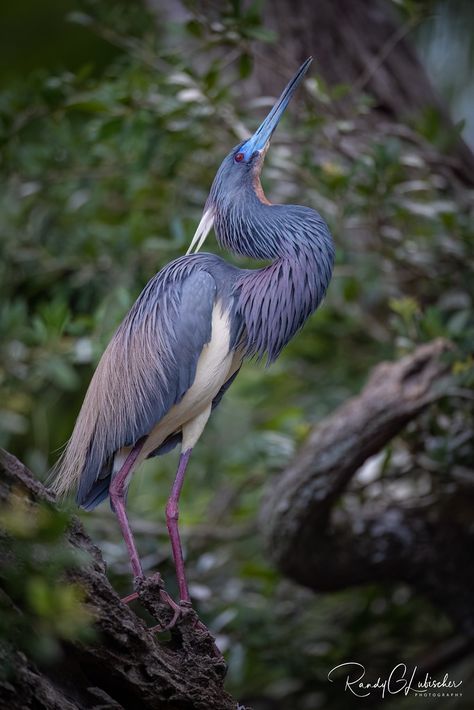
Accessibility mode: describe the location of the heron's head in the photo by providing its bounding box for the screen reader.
[187,57,312,254]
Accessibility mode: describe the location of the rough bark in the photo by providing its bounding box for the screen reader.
[258,0,474,184]
[261,339,474,638]
[153,0,474,185]
[0,449,237,710]
[262,0,440,114]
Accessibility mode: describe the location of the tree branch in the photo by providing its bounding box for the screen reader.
[261,339,474,638]
[0,449,237,710]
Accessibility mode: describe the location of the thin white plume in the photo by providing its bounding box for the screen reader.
[186,208,214,254]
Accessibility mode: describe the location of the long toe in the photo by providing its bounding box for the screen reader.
[121,591,139,604]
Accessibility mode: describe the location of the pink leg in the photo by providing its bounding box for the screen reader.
[109,439,145,579]
[166,448,192,603]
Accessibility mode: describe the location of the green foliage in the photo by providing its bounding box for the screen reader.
[0,492,94,669]
[0,0,473,707]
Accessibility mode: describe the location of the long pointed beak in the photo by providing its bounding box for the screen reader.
[186,58,312,255]
[245,56,312,154]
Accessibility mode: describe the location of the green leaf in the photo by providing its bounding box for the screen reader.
[186,20,203,38]
[239,53,253,79]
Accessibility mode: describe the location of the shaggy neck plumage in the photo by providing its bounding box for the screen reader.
[214,183,294,260]
[212,184,335,361]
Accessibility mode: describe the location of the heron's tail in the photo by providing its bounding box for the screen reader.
[49,363,109,500]
[49,407,97,499]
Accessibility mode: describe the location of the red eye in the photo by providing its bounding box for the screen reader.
[234,152,244,163]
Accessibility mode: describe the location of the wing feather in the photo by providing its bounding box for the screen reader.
[52,264,217,507]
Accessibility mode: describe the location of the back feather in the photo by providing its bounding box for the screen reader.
[50,261,218,504]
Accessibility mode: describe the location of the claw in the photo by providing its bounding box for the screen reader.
[120,575,199,634]
[148,592,184,632]
[159,588,181,615]
[149,606,181,632]
[148,598,194,633]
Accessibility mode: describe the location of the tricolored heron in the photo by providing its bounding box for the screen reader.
[53,58,334,608]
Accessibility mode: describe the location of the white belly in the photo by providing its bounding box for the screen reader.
[114,301,241,474]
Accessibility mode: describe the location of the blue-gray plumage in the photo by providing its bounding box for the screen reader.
[53,57,334,610]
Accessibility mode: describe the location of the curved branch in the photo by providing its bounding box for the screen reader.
[261,339,474,637]
[0,449,236,710]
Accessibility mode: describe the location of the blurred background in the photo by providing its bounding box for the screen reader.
[0,0,473,708]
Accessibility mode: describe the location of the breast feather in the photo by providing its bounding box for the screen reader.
[138,301,237,460]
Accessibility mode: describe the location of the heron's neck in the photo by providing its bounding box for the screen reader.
[214,190,335,361]
[214,187,297,260]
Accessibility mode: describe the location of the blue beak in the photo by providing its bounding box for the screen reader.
[245,57,313,155]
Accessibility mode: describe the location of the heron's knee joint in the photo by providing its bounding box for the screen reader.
[109,486,124,502]
[166,502,179,522]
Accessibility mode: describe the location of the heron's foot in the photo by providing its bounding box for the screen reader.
[121,571,171,604]
[149,598,189,632]
[151,599,225,667]
[162,600,223,659]
[120,574,180,627]
[121,590,139,604]
[128,572,182,630]
[122,575,222,659]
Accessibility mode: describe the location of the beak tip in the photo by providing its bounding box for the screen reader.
[249,57,314,152]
